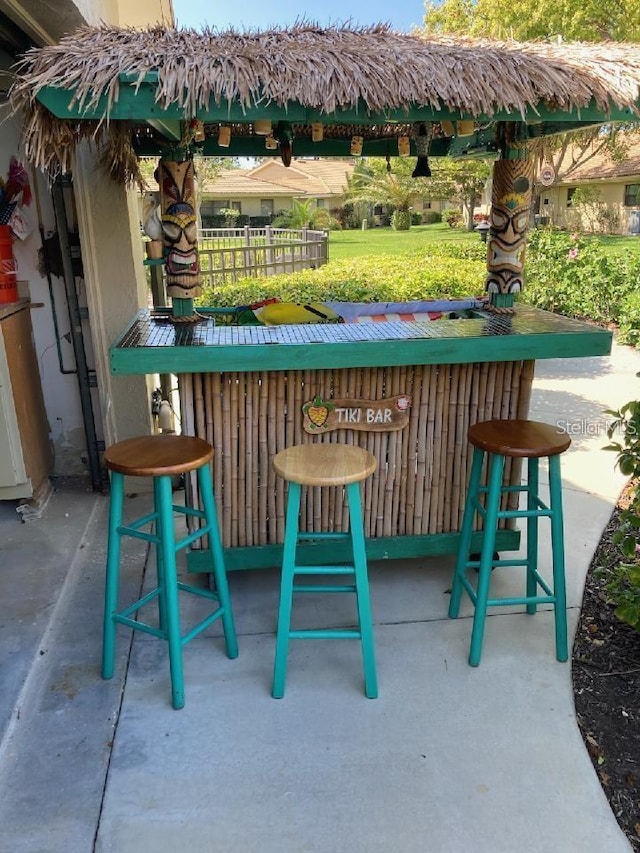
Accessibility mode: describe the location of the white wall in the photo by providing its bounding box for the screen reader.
[1,49,87,474]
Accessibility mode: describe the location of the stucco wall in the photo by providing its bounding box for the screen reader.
[541,182,639,233]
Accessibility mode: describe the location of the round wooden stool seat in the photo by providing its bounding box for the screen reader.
[104,434,214,477]
[102,432,237,710]
[273,443,377,487]
[468,419,571,459]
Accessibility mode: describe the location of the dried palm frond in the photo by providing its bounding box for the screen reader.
[10,23,640,182]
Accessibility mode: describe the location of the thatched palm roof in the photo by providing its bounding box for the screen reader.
[10,23,640,182]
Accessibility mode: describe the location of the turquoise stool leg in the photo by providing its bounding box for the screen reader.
[272,481,301,699]
[102,470,124,680]
[153,477,168,632]
[156,474,185,710]
[197,463,238,659]
[469,452,505,667]
[548,454,569,662]
[526,457,539,614]
[449,446,484,618]
[346,481,377,699]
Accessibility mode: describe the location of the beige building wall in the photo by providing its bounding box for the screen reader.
[540,182,639,233]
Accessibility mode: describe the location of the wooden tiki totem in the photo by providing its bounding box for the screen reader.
[485,158,534,296]
[157,158,201,299]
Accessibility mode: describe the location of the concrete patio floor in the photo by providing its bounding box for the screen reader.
[1,341,639,852]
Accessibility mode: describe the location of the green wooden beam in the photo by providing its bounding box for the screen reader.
[186,528,521,572]
[36,84,638,127]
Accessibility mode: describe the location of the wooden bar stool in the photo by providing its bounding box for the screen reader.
[102,434,238,709]
[449,419,571,666]
[272,443,378,699]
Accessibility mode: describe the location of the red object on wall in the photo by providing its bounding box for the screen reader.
[0,225,18,304]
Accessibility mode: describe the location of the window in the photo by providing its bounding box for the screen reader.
[316,198,325,209]
[209,200,241,215]
[566,188,577,207]
[260,199,274,217]
[624,184,640,207]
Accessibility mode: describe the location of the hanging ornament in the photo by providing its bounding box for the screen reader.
[254,119,272,136]
[218,125,231,147]
[398,136,411,157]
[350,136,363,156]
[386,152,391,173]
[275,121,294,167]
[412,123,432,178]
[456,120,475,137]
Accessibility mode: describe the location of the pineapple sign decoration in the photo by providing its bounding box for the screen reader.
[302,395,412,434]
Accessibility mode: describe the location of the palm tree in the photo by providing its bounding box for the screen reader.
[346,162,430,230]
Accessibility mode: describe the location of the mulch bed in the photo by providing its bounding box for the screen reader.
[572,483,640,851]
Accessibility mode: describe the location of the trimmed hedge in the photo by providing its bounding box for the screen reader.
[198,249,485,307]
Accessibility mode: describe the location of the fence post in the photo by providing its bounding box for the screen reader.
[265,225,275,276]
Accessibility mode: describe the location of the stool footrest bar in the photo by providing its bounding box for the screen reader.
[121,509,158,531]
[292,565,356,575]
[181,608,226,645]
[118,587,161,617]
[116,525,161,545]
[293,584,357,593]
[289,629,362,640]
[113,614,165,639]
[174,505,206,520]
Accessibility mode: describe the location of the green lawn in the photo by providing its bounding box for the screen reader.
[328,224,478,260]
[327,224,640,261]
[593,233,640,256]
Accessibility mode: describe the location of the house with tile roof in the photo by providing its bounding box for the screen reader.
[537,133,640,234]
[200,158,357,225]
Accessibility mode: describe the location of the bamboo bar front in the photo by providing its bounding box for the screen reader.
[181,361,533,552]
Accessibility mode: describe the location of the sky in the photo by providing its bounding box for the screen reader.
[171,0,427,34]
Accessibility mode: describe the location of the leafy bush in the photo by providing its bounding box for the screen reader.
[392,210,412,231]
[524,228,640,325]
[618,292,640,347]
[600,400,640,631]
[198,250,485,307]
[443,209,463,228]
[423,211,442,224]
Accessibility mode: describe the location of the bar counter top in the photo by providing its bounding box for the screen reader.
[109,304,612,375]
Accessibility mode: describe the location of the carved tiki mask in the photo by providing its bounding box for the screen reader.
[157,158,200,298]
[485,159,534,294]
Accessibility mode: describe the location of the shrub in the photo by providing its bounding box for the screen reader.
[443,209,463,228]
[411,212,423,225]
[619,292,640,347]
[600,400,640,631]
[392,210,412,231]
[197,250,485,307]
[423,211,442,224]
[524,228,639,325]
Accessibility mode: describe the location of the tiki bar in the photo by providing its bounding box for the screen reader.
[11,25,636,571]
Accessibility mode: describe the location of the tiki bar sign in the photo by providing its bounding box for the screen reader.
[302,395,412,434]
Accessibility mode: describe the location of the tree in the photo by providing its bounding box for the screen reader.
[345,159,433,230]
[427,158,493,230]
[423,0,639,218]
[423,0,640,41]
